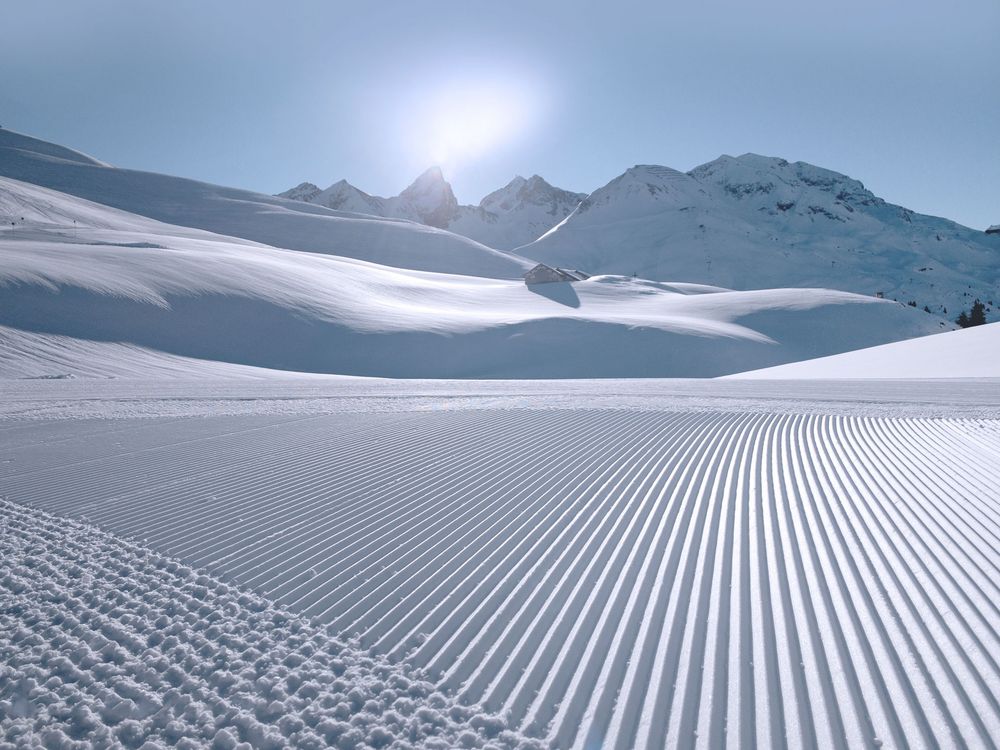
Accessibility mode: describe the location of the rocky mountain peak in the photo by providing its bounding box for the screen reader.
[398,167,458,228]
[278,182,321,202]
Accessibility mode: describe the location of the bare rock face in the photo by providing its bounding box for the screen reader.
[277,181,321,202]
[396,166,459,228]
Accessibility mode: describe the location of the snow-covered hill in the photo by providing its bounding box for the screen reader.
[523,156,1000,314]
[0,177,950,378]
[0,129,531,279]
[728,321,1000,379]
[279,170,585,250]
[0,324,340,380]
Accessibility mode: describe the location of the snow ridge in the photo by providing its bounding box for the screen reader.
[0,499,539,750]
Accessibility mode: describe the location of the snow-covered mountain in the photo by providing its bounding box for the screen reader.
[279,170,586,250]
[0,176,949,378]
[3,126,994,323]
[0,129,531,279]
[523,156,1000,315]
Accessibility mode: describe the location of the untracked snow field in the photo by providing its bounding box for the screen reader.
[2,378,1000,749]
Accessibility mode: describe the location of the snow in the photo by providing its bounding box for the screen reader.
[4,377,1000,421]
[2,124,999,750]
[3,399,999,747]
[280,170,585,251]
[0,177,952,379]
[0,325,341,381]
[0,499,538,749]
[522,155,1000,315]
[727,321,1000,379]
[0,129,531,279]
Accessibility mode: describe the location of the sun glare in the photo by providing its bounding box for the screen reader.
[409,81,537,172]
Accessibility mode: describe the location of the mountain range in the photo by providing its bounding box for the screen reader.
[283,157,999,315]
[2,127,996,318]
[0,173,947,378]
[522,156,999,316]
[279,169,585,251]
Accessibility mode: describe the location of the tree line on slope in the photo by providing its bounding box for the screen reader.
[956,299,988,328]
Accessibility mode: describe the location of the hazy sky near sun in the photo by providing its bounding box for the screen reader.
[2,0,997,228]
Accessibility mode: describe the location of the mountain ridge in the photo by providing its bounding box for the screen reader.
[278,169,586,249]
[521,152,1000,314]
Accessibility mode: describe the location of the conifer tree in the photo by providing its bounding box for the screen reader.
[970,299,987,326]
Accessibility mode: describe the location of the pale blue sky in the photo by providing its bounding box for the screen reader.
[2,0,997,228]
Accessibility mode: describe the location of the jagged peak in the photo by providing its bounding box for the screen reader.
[325,178,354,190]
[277,181,322,200]
[479,174,583,213]
[401,165,449,195]
[395,166,457,229]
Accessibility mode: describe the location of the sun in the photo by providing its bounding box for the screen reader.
[409,81,538,172]
[427,91,520,165]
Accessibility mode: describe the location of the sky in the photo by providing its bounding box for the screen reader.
[1,0,997,229]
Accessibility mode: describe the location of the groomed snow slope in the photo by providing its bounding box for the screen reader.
[3,407,999,748]
[0,129,531,279]
[728,322,1000,379]
[4,378,1000,421]
[0,499,537,749]
[0,178,951,379]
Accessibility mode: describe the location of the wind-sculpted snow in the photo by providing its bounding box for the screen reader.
[0,499,540,750]
[3,409,999,747]
[0,178,950,379]
[0,325,340,380]
[0,130,532,279]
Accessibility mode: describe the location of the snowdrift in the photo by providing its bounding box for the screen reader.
[0,129,531,279]
[727,322,1000,379]
[0,324,340,380]
[0,179,950,379]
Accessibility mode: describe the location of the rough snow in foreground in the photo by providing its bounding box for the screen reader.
[4,408,1000,748]
[0,499,538,750]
